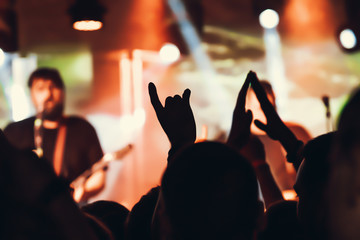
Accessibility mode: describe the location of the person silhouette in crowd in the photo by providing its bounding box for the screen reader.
[81,200,129,240]
[293,132,334,239]
[0,130,99,239]
[125,186,161,240]
[147,72,265,239]
[326,88,360,240]
[250,72,343,239]
[4,67,105,203]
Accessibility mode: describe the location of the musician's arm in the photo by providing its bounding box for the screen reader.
[85,119,106,198]
[74,169,105,202]
[73,120,106,202]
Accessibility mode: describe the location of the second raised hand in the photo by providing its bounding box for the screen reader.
[249,72,301,153]
[248,71,285,140]
[227,71,254,148]
[148,82,196,148]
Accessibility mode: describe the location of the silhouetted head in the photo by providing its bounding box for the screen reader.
[327,88,360,239]
[294,132,335,239]
[83,212,114,240]
[336,88,360,157]
[81,200,129,240]
[258,200,302,240]
[154,141,262,240]
[125,186,160,240]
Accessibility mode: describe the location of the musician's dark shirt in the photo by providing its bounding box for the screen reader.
[4,116,103,182]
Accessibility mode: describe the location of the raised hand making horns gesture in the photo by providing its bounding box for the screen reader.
[148,82,196,154]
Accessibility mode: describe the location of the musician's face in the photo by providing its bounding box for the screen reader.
[30,78,64,120]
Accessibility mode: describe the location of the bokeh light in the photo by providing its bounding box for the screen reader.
[159,43,181,63]
[259,9,280,29]
[339,29,357,50]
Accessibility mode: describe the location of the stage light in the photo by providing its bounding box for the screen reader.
[259,9,279,29]
[337,0,360,52]
[68,0,106,31]
[73,20,102,31]
[336,25,360,52]
[159,43,181,63]
[339,29,357,50]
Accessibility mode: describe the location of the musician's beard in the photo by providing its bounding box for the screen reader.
[42,103,64,121]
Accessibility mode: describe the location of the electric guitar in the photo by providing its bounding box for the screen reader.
[71,144,133,202]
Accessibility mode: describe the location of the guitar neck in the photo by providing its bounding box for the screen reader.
[71,144,133,188]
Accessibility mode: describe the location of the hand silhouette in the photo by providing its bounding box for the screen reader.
[250,72,303,167]
[227,71,253,149]
[149,82,196,149]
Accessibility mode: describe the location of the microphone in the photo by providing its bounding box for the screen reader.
[322,95,329,108]
[322,95,330,118]
[34,103,46,158]
[321,95,333,131]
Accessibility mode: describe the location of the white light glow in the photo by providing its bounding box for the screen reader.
[133,108,146,128]
[259,9,280,29]
[263,26,288,114]
[120,53,132,114]
[159,43,181,63]
[0,48,5,66]
[132,52,144,110]
[167,0,232,130]
[339,29,357,49]
[73,20,103,31]
[10,84,31,121]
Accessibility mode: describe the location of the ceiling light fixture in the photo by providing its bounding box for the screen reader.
[68,0,106,31]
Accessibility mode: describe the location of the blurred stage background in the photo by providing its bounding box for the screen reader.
[0,0,359,209]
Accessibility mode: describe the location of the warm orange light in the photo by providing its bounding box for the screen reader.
[73,20,103,31]
[282,189,298,201]
[283,0,335,41]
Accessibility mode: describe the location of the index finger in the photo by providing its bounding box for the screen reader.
[148,82,164,112]
[236,71,253,108]
[182,88,191,105]
[249,72,273,110]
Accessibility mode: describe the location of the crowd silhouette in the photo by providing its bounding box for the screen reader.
[1,70,360,240]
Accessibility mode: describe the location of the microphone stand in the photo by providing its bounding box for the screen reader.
[322,96,334,132]
[34,107,45,158]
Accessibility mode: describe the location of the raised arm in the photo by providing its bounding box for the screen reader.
[250,72,304,170]
[227,71,283,207]
[148,82,196,159]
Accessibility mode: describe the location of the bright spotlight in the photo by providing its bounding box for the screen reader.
[159,43,181,63]
[259,9,279,29]
[0,48,5,66]
[73,20,103,31]
[339,29,357,50]
[68,0,106,31]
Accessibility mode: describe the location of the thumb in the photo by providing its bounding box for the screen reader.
[254,119,267,132]
[246,110,253,123]
[182,88,191,104]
